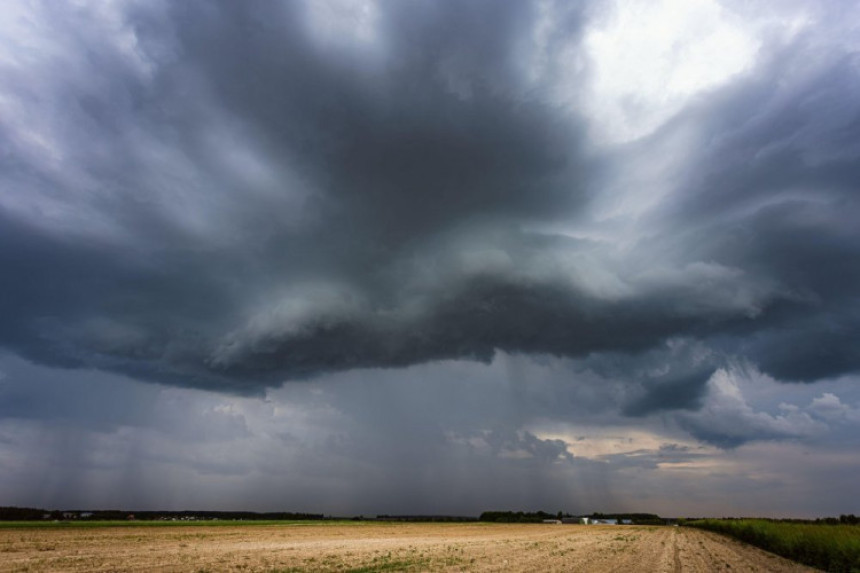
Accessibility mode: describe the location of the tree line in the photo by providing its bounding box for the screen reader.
[0,507,323,521]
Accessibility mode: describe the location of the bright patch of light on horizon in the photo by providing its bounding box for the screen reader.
[529,425,715,461]
[583,0,760,145]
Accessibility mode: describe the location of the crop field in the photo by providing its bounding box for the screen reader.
[0,521,816,572]
[690,519,860,572]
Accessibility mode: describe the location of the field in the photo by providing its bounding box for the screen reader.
[0,521,817,572]
[690,519,860,572]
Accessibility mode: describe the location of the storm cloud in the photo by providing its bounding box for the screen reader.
[3,0,858,395]
[1,0,860,515]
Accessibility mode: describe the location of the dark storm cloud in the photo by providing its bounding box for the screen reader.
[0,0,592,390]
[1,0,859,403]
[644,43,860,383]
[175,0,587,232]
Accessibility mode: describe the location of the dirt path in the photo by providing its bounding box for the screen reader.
[0,523,817,572]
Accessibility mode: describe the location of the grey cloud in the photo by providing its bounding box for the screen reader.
[0,353,249,442]
[676,367,826,448]
[0,0,858,406]
[480,429,574,464]
[808,392,860,424]
[622,370,711,417]
[571,339,718,416]
[2,350,859,516]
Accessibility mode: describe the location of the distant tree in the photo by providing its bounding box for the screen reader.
[0,507,47,521]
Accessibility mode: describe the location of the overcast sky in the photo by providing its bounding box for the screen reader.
[1,0,859,518]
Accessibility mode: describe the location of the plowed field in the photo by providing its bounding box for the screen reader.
[0,522,816,572]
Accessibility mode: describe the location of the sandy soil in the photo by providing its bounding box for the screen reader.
[0,522,817,572]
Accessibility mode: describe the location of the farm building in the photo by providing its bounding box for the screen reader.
[560,517,629,525]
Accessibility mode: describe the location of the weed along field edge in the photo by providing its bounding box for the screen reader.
[0,521,819,572]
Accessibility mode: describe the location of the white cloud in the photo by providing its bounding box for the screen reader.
[809,392,860,424]
[582,0,760,144]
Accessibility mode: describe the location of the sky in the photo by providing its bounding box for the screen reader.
[1,0,859,518]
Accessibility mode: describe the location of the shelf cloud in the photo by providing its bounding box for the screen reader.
[3,0,858,394]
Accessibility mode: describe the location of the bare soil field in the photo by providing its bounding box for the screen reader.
[0,522,817,572]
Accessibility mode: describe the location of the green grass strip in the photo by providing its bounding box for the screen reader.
[688,519,860,572]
